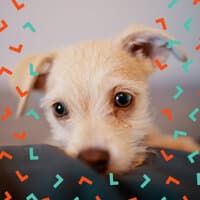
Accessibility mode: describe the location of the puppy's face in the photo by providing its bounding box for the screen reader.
[11,25,187,173]
[42,41,151,173]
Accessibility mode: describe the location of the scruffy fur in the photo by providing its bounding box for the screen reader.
[11,25,199,173]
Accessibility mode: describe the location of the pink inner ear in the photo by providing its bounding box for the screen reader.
[121,35,161,60]
[121,36,172,63]
[128,42,153,58]
[34,73,49,91]
[124,35,187,62]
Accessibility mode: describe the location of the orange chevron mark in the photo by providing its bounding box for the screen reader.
[0,66,13,76]
[0,151,13,160]
[165,176,180,185]
[1,106,12,120]
[155,17,167,30]
[12,131,27,140]
[15,170,29,182]
[78,176,93,185]
[11,0,25,10]
[0,20,8,32]
[9,44,23,53]
[16,86,29,97]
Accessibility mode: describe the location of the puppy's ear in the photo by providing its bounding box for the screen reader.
[11,52,56,117]
[117,24,188,63]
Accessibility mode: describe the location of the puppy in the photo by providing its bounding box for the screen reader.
[11,25,199,173]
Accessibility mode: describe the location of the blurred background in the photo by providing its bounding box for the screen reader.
[0,0,199,146]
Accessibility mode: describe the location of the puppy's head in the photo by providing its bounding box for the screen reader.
[11,25,187,173]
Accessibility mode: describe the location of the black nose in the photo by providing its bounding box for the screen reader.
[78,148,109,173]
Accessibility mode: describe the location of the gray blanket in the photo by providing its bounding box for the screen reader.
[0,145,199,199]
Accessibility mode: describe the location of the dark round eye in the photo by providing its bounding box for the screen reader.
[114,92,133,108]
[52,102,68,118]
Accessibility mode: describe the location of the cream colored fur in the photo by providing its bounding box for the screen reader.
[11,25,199,173]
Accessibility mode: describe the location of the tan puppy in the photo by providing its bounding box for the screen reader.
[11,25,199,173]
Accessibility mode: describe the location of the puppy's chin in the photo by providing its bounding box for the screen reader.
[109,150,148,174]
[46,132,148,174]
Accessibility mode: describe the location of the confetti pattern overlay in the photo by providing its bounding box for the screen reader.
[0,1,200,199]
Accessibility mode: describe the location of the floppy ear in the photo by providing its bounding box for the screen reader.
[11,52,57,117]
[117,24,188,63]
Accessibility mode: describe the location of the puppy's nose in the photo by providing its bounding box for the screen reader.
[78,148,109,173]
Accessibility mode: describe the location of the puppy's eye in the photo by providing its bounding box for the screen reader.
[114,92,133,108]
[52,102,68,118]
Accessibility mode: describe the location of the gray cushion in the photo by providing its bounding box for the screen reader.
[0,145,199,199]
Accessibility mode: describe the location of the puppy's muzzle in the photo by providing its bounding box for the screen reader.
[78,148,109,173]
